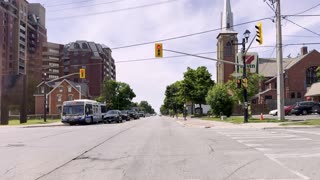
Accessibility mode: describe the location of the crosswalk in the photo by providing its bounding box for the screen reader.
[216,129,320,180]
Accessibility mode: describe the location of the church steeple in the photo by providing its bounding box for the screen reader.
[221,0,234,32]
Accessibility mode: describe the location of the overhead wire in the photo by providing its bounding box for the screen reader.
[48,0,180,20]
[48,0,128,12]
[284,18,320,37]
[45,0,117,7]
[111,17,274,50]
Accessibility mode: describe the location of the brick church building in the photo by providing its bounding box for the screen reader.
[217,0,320,107]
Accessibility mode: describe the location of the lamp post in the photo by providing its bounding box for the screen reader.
[76,85,81,99]
[232,30,251,123]
[43,73,47,122]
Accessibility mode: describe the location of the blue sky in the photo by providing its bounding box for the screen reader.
[29,0,320,112]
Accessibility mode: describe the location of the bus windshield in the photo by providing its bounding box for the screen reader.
[63,105,84,116]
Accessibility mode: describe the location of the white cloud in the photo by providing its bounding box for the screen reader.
[29,0,320,112]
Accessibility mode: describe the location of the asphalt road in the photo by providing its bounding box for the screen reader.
[0,116,319,180]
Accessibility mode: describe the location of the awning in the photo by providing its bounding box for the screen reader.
[305,82,320,97]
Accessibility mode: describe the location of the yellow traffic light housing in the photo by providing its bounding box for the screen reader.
[80,68,85,79]
[255,22,263,45]
[242,78,248,88]
[155,43,163,58]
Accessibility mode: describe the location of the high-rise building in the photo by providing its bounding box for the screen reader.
[0,0,47,123]
[61,41,116,97]
[42,42,63,80]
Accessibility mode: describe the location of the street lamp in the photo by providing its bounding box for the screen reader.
[232,29,251,123]
[76,85,81,99]
[43,73,47,122]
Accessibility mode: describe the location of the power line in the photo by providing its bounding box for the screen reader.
[48,0,127,12]
[45,0,118,7]
[283,35,320,38]
[284,14,320,17]
[284,18,320,37]
[48,0,180,20]
[111,17,273,50]
[293,3,320,15]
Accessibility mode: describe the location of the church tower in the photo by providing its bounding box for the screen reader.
[216,0,238,84]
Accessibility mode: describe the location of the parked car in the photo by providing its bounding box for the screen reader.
[128,110,139,119]
[291,101,319,115]
[121,110,130,121]
[139,111,145,118]
[268,106,292,116]
[104,110,122,123]
[312,103,320,114]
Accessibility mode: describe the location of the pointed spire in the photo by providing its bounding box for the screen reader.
[221,0,234,32]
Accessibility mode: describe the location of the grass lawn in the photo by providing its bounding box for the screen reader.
[202,116,287,124]
[280,119,320,126]
[1,119,60,126]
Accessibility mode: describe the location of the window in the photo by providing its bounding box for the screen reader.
[82,43,88,49]
[59,86,63,92]
[68,95,73,101]
[297,92,302,98]
[306,66,318,86]
[74,43,80,49]
[265,95,272,100]
[57,95,62,102]
[67,86,72,93]
[225,42,232,57]
[291,92,295,98]
[41,86,44,94]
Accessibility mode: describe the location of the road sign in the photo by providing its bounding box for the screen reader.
[235,52,259,74]
[80,69,85,79]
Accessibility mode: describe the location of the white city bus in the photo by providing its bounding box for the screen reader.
[61,99,104,125]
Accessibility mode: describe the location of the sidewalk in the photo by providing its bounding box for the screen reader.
[174,117,309,129]
[0,121,65,128]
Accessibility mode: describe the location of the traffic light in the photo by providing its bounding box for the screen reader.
[255,22,263,45]
[242,78,248,88]
[237,79,242,89]
[79,68,85,79]
[155,43,163,58]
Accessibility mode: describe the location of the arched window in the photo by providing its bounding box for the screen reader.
[82,43,88,49]
[306,66,318,86]
[225,42,232,57]
[290,92,295,98]
[74,43,80,49]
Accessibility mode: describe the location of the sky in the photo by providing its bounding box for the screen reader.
[29,0,320,113]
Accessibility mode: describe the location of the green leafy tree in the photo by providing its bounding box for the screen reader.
[183,66,214,114]
[160,104,169,115]
[163,81,185,115]
[226,73,264,103]
[206,84,234,117]
[98,80,136,110]
[138,101,155,114]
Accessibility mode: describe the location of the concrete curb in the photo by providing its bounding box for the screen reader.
[21,123,66,128]
[264,126,320,129]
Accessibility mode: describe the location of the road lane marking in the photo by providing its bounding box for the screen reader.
[265,154,310,180]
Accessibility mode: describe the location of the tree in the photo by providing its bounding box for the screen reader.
[98,80,136,110]
[226,73,264,103]
[183,66,214,114]
[206,84,234,117]
[138,101,155,114]
[163,81,185,115]
[160,105,169,115]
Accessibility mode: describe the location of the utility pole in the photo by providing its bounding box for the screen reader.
[276,0,285,120]
[43,73,47,122]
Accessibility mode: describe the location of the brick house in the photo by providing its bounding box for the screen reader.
[252,47,320,108]
[34,79,90,115]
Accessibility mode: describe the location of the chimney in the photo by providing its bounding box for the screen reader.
[301,46,308,55]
